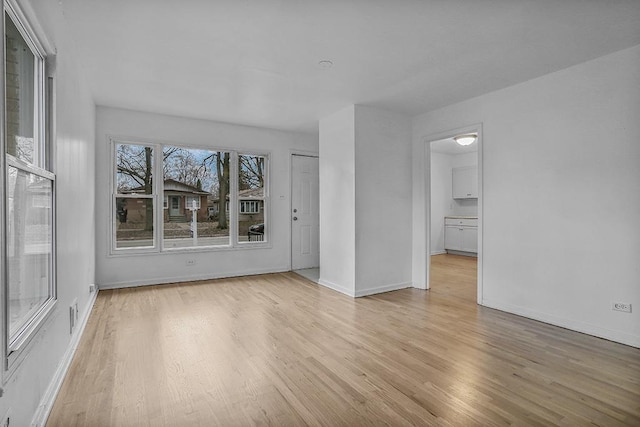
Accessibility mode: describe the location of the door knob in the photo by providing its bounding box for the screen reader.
[293,216,298,221]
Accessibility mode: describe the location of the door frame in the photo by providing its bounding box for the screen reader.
[169,195,180,216]
[289,151,319,271]
[423,123,483,304]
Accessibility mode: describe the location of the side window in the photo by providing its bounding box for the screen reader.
[3,4,56,367]
[238,154,266,243]
[114,143,155,250]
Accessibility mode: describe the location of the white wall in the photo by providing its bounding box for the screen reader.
[430,152,453,254]
[95,107,317,288]
[452,152,477,168]
[0,1,96,425]
[319,105,412,297]
[413,44,640,347]
[354,106,412,296]
[451,152,478,216]
[318,105,356,294]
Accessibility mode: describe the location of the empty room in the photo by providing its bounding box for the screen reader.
[0,0,639,425]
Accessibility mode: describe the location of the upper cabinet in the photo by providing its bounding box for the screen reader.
[452,165,478,199]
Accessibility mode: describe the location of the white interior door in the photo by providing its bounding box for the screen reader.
[291,155,319,270]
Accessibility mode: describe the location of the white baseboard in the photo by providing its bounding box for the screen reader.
[98,267,290,289]
[355,281,412,297]
[430,250,446,255]
[445,249,477,257]
[482,299,640,349]
[317,278,354,297]
[31,288,99,427]
[316,279,413,298]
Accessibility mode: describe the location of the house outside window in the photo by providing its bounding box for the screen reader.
[112,140,268,252]
[185,195,201,210]
[162,147,229,249]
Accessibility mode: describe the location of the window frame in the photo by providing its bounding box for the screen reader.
[2,0,57,376]
[109,137,270,255]
[237,152,268,246]
[111,141,159,254]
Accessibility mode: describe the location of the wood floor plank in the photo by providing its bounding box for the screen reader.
[47,254,640,426]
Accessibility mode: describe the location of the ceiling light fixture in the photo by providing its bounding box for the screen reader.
[454,133,477,146]
[318,60,333,69]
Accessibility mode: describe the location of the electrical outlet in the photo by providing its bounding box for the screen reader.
[612,302,632,313]
[89,283,96,293]
[69,306,75,334]
[185,259,196,267]
[70,298,78,334]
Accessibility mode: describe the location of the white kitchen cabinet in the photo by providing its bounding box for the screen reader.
[444,226,464,250]
[462,227,477,252]
[452,166,478,199]
[444,217,478,254]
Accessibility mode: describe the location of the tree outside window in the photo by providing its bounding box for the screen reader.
[113,142,267,251]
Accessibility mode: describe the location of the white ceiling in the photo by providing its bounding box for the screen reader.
[59,0,640,133]
[430,137,477,155]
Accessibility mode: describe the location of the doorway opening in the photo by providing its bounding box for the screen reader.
[427,129,481,303]
[291,154,319,283]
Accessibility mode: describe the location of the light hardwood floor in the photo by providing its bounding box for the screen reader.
[48,255,640,426]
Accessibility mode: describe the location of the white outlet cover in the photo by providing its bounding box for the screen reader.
[612,302,632,313]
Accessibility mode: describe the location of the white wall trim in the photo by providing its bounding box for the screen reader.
[98,266,290,290]
[482,299,640,349]
[5,0,53,55]
[289,150,319,272]
[430,250,447,256]
[289,149,319,157]
[422,123,483,304]
[445,250,477,257]
[31,288,99,427]
[317,279,354,297]
[354,282,412,298]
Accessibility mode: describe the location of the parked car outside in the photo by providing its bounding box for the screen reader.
[248,223,264,240]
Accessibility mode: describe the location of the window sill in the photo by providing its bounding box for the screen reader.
[4,298,58,381]
[108,241,272,257]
